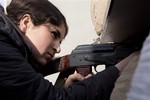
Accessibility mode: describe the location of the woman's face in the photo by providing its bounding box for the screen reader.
[19,14,66,66]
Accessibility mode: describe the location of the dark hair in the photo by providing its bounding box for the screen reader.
[6,0,68,36]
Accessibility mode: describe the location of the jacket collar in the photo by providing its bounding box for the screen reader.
[0,9,32,53]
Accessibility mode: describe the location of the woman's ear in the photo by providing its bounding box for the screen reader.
[18,14,31,34]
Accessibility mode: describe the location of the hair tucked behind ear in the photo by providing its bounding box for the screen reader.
[6,0,68,36]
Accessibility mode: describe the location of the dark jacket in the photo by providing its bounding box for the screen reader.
[0,9,120,100]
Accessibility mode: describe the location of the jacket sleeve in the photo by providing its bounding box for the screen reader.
[64,66,120,100]
[0,41,119,100]
[0,40,59,100]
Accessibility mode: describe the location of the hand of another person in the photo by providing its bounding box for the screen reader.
[115,51,139,73]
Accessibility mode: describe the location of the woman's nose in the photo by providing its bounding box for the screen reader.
[56,46,61,53]
[53,44,61,53]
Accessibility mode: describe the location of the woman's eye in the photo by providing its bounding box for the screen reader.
[51,32,59,39]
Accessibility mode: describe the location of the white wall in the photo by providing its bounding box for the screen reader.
[0,0,6,7]
[50,0,98,57]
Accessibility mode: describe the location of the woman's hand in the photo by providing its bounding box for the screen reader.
[64,73,92,88]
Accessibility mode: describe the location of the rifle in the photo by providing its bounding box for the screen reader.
[54,42,138,87]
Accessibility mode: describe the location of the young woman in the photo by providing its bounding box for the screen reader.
[0,0,135,100]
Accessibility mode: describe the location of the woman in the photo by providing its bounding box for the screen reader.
[0,0,135,100]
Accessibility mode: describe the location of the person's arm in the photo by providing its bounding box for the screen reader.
[127,34,150,100]
[40,61,60,76]
[63,52,138,100]
[63,66,119,100]
[115,51,139,72]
